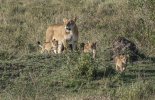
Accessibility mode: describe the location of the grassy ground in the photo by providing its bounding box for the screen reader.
[0,53,155,100]
[0,0,155,100]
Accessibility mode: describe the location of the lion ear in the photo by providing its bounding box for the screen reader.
[52,39,55,42]
[73,17,77,22]
[93,42,97,47]
[63,18,68,23]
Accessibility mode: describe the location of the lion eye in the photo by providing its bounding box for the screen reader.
[66,22,70,26]
[69,21,73,25]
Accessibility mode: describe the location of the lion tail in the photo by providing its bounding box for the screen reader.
[37,41,43,49]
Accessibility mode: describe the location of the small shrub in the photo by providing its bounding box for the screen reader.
[72,53,97,81]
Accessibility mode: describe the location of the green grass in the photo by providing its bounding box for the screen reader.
[0,53,155,100]
[1,0,155,99]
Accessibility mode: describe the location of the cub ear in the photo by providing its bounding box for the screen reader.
[73,17,77,22]
[93,42,97,45]
[93,42,97,47]
[93,40,98,46]
[63,18,68,23]
[52,39,55,42]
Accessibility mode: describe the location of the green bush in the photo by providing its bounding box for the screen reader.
[72,53,97,80]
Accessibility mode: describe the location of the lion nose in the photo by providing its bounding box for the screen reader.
[66,27,71,30]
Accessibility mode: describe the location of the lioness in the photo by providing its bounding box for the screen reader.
[45,17,78,53]
[80,41,97,59]
[114,55,128,72]
[37,39,58,54]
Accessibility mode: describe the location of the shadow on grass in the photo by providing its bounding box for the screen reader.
[95,66,116,80]
[146,56,155,62]
[129,69,155,74]
[122,68,155,83]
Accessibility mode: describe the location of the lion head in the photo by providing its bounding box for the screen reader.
[63,17,77,32]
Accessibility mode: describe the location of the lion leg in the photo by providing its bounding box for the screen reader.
[63,40,68,52]
[120,66,124,72]
[116,65,119,71]
[72,41,78,51]
[122,66,126,72]
[53,49,57,54]
[68,44,73,51]
[123,66,125,71]
[58,45,62,54]
[58,42,63,54]
[120,67,122,72]
[92,49,96,59]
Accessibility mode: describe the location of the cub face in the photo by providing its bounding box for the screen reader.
[80,41,97,59]
[51,39,58,49]
[37,39,59,54]
[51,39,59,54]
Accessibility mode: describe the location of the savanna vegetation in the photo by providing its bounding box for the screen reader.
[0,0,155,99]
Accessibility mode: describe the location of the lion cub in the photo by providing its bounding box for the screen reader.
[80,41,97,59]
[114,55,128,72]
[37,39,58,54]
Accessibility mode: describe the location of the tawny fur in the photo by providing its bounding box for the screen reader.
[45,17,78,53]
[114,55,127,72]
[38,39,58,54]
[81,41,97,59]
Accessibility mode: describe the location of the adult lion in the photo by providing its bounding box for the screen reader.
[45,17,79,53]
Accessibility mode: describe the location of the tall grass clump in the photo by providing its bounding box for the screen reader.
[114,81,154,100]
